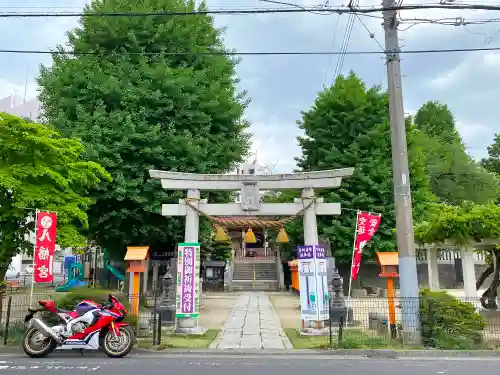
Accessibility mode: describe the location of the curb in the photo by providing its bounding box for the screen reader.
[137,348,500,358]
[2,346,500,358]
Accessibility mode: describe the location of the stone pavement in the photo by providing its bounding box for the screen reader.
[211,292,292,349]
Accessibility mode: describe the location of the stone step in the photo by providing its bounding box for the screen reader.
[231,280,279,291]
[233,276,277,281]
[234,258,276,264]
[233,271,278,278]
[234,265,277,271]
[234,268,277,273]
[233,269,277,274]
[233,273,278,279]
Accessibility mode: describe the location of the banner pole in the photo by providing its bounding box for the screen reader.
[346,210,360,325]
[29,209,39,308]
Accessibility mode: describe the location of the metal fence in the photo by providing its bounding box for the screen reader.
[324,296,500,350]
[0,290,170,347]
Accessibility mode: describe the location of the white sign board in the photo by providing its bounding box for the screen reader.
[297,245,329,322]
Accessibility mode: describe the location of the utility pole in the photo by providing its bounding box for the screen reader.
[382,0,421,342]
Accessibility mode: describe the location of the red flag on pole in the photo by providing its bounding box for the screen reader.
[351,211,381,281]
[33,212,58,283]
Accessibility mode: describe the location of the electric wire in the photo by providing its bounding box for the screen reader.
[0,46,498,56]
[2,4,500,17]
[323,13,343,87]
[355,13,385,51]
[332,1,358,83]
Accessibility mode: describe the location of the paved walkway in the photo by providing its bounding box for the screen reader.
[211,292,292,349]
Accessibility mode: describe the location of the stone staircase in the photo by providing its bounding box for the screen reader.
[231,258,279,291]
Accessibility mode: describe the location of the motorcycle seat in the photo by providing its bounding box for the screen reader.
[56,307,72,314]
[75,305,98,316]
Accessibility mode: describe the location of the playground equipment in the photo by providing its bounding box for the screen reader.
[55,262,87,292]
[107,264,125,281]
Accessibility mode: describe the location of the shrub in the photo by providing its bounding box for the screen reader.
[419,289,486,349]
[337,330,391,349]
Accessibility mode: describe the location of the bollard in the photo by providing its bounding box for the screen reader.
[3,296,12,346]
[328,313,333,349]
[337,314,344,346]
[156,312,162,346]
[152,287,158,345]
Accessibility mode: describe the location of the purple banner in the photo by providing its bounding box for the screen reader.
[315,245,326,259]
[181,246,196,314]
[297,245,314,259]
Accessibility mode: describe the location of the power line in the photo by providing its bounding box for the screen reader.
[354,13,385,51]
[332,0,359,82]
[2,4,500,18]
[1,46,500,56]
[323,13,342,86]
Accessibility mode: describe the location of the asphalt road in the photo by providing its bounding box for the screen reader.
[0,352,499,374]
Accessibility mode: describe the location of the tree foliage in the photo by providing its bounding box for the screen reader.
[414,202,500,308]
[414,202,500,245]
[203,238,232,261]
[0,113,110,277]
[482,133,500,175]
[37,0,250,259]
[294,73,434,263]
[413,102,497,205]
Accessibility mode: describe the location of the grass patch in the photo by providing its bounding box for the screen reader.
[0,321,26,346]
[284,328,400,349]
[155,329,220,350]
[284,328,329,349]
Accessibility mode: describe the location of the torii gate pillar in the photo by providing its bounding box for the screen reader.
[185,188,200,243]
[302,187,319,246]
[150,168,354,332]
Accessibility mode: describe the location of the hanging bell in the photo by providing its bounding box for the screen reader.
[244,228,257,243]
[214,226,229,242]
[276,227,289,243]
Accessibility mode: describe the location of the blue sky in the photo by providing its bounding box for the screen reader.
[1,0,500,172]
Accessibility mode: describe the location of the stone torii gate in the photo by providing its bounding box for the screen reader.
[149,168,353,331]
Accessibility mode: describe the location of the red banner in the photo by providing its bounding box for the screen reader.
[351,211,381,281]
[33,212,58,283]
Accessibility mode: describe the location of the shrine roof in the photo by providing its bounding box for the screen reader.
[125,246,149,261]
[376,251,399,266]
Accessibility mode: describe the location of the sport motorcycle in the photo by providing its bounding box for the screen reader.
[23,294,136,358]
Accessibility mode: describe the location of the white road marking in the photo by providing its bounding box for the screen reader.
[0,363,100,371]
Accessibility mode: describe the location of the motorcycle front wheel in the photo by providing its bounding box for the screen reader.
[22,328,57,358]
[102,326,134,358]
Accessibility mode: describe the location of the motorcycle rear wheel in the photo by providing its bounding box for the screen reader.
[102,326,134,358]
[22,328,57,358]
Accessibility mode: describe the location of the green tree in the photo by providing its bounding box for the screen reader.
[413,101,462,144]
[413,101,497,204]
[415,202,500,308]
[37,0,250,259]
[295,73,434,263]
[481,134,500,203]
[0,113,110,280]
[482,133,500,174]
[204,239,232,261]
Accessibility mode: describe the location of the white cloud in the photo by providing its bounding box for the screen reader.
[427,51,500,91]
[0,78,37,101]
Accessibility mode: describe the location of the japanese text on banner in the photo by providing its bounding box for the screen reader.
[351,212,381,281]
[34,212,58,283]
[176,243,200,319]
